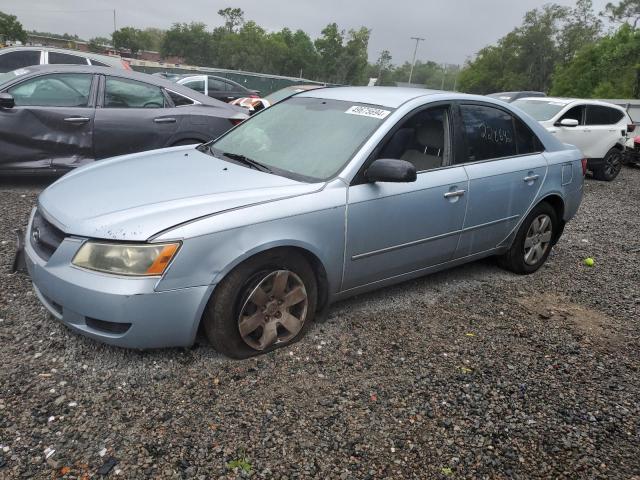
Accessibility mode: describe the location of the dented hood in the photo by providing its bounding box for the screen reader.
[38,146,322,241]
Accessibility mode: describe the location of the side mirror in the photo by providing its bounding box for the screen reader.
[0,93,15,109]
[557,118,579,127]
[365,159,417,183]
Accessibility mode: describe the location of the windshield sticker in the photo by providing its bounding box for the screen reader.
[345,105,391,119]
[13,68,29,76]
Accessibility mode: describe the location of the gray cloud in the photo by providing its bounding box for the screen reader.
[3,0,610,65]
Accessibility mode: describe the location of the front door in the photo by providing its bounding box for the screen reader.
[0,72,95,172]
[94,75,181,159]
[342,104,468,291]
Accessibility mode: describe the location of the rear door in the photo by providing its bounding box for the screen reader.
[455,103,548,257]
[93,75,181,159]
[0,72,96,172]
[582,105,626,158]
[207,77,234,102]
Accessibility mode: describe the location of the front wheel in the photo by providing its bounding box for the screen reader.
[202,250,317,359]
[497,202,558,275]
[593,148,623,181]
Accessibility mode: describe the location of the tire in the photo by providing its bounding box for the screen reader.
[171,139,203,147]
[497,202,558,275]
[202,249,317,359]
[593,148,623,181]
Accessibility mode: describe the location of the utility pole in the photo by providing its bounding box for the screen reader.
[408,36,425,85]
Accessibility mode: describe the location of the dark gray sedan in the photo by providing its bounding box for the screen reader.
[0,65,247,174]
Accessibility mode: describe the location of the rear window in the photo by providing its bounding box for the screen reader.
[48,52,88,65]
[512,99,566,121]
[586,105,624,125]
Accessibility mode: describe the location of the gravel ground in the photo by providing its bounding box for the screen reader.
[0,169,639,479]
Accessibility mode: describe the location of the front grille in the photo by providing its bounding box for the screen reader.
[30,209,66,261]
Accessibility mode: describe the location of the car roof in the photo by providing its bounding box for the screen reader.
[0,45,125,66]
[3,64,245,111]
[516,96,628,111]
[299,86,448,108]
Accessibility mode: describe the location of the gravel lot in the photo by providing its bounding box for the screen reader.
[1,169,639,479]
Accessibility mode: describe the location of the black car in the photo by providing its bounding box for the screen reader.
[176,74,260,103]
[487,91,546,103]
[0,65,247,174]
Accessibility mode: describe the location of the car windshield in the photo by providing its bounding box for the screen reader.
[211,97,391,181]
[512,99,566,121]
[0,68,31,88]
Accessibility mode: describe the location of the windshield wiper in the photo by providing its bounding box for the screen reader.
[220,151,273,173]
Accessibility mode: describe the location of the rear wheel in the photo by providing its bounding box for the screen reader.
[202,249,317,359]
[498,202,558,275]
[593,148,623,181]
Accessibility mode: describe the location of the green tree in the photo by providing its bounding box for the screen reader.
[112,27,143,55]
[374,50,393,85]
[315,23,344,83]
[88,36,110,53]
[139,28,165,51]
[0,11,27,43]
[603,0,640,28]
[340,27,371,85]
[218,7,244,33]
[161,22,212,65]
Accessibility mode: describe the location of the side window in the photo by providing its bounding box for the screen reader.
[104,77,165,108]
[8,73,92,107]
[207,77,228,92]
[586,105,623,125]
[183,79,205,94]
[559,106,584,125]
[0,50,41,73]
[167,89,195,107]
[459,104,516,162]
[515,118,543,155]
[89,60,109,67]
[48,52,89,65]
[376,106,450,172]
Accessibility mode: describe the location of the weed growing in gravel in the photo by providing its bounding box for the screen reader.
[227,456,252,475]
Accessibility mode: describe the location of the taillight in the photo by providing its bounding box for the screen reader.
[581,158,588,176]
[628,124,636,133]
[121,60,132,70]
[230,118,244,126]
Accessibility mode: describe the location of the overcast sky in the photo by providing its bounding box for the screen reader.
[3,0,611,65]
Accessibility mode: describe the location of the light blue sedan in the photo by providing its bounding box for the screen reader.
[22,87,584,358]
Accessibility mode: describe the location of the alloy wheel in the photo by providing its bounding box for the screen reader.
[523,214,553,266]
[237,270,308,350]
[605,151,622,179]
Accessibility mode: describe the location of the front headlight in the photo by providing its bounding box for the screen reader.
[72,241,180,276]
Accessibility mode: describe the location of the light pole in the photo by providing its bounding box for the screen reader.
[408,36,425,85]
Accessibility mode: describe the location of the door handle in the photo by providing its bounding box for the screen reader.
[444,190,466,199]
[64,117,90,124]
[523,174,540,183]
[154,117,176,124]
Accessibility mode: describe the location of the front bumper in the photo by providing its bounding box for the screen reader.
[24,230,213,349]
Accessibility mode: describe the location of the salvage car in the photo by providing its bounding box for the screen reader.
[20,87,584,358]
[0,46,131,73]
[0,65,247,174]
[176,74,260,103]
[512,97,633,181]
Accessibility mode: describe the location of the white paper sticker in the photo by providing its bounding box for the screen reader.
[13,68,29,76]
[345,105,391,119]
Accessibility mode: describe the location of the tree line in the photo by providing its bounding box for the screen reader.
[458,0,640,98]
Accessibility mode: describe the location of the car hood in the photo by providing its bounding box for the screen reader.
[38,146,323,241]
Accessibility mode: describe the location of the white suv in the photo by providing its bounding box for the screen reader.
[512,97,633,181]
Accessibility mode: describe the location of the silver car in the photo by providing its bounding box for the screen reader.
[22,87,584,358]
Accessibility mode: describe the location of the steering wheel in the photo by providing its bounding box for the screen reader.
[143,101,162,108]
